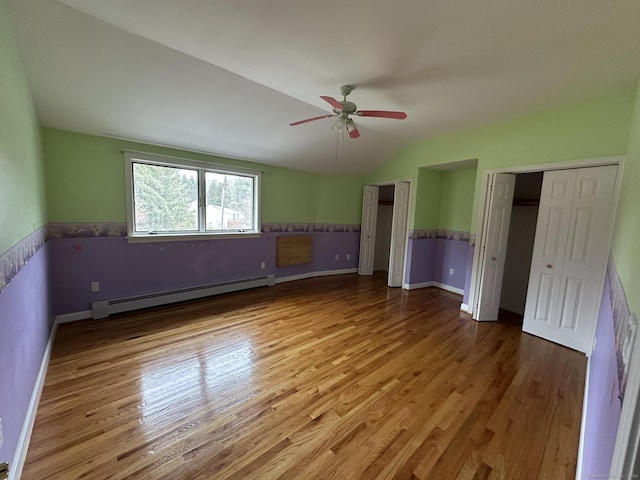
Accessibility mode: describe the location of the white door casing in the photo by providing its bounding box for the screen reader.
[358,185,379,276]
[523,165,618,353]
[474,174,516,321]
[388,182,410,287]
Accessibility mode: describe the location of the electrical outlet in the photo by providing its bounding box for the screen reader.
[260,262,265,270]
[449,268,454,275]
[91,281,100,292]
[346,254,350,260]
[335,254,340,260]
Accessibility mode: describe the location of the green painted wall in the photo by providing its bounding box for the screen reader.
[42,128,364,225]
[0,2,46,254]
[612,80,640,315]
[315,174,365,224]
[368,86,636,232]
[412,166,476,232]
[43,129,125,222]
[438,167,476,232]
[413,168,442,230]
[261,167,317,223]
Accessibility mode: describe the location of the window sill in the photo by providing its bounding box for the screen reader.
[126,232,262,243]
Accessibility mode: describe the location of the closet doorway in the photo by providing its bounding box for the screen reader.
[358,182,410,287]
[471,157,622,354]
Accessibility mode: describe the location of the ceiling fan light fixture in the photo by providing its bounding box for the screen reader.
[332,118,346,132]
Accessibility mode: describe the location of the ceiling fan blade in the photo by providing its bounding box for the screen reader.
[289,114,334,126]
[320,96,344,111]
[356,110,407,120]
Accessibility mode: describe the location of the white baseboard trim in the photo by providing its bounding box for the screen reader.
[404,281,434,290]
[432,282,464,296]
[11,317,59,480]
[576,354,591,480]
[460,303,472,314]
[55,310,92,323]
[275,268,358,284]
[403,281,464,297]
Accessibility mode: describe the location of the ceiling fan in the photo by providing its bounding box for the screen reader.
[289,85,407,139]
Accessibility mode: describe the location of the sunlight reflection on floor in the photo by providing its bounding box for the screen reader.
[138,338,255,425]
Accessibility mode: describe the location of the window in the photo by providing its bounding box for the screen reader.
[124,152,261,241]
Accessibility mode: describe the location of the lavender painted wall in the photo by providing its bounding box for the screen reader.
[50,232,360,314]
[405,237,469,292]
[433,238,468,290]
[0,244,53,466]
[580,275,622,479]
[405,238,437,285]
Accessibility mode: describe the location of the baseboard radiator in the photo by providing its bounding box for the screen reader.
[91,274,276,319]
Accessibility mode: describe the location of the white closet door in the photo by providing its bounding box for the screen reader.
[475,174,516,321]
[358,185,379,276]
[523,165,618,353]
[388,182,409,287]
[522,169,575,336]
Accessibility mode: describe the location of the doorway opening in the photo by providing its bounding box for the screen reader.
[358,181,410,287]
[471,156,622,355]
[373,185,394,282]
[498,172,543,325]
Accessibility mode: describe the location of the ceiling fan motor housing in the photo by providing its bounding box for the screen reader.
[338,85,357,115]
[337,100,357,115]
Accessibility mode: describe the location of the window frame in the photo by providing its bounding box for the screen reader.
[124,151,262,242]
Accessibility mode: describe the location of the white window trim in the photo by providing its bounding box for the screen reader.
[124,150,262,242]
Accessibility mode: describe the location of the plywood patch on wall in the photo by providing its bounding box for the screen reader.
[277,236,312,266]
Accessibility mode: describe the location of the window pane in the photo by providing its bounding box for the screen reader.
[133,162,198,232]
[205,172,254,231]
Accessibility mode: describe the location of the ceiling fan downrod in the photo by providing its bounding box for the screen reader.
[338,85,357,115]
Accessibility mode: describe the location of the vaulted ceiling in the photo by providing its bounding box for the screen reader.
[7,0,640,173]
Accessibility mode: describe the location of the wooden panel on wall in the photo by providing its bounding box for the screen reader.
[277,236,312,266]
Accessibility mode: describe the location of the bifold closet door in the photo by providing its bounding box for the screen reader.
[523,165,617,353]
[474,174,516,321]
[358,185,379,276]
[388,182,409,287]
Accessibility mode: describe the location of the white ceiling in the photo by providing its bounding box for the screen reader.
[7,0,640,174]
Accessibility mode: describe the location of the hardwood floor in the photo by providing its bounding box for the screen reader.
[23,273,586,479]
